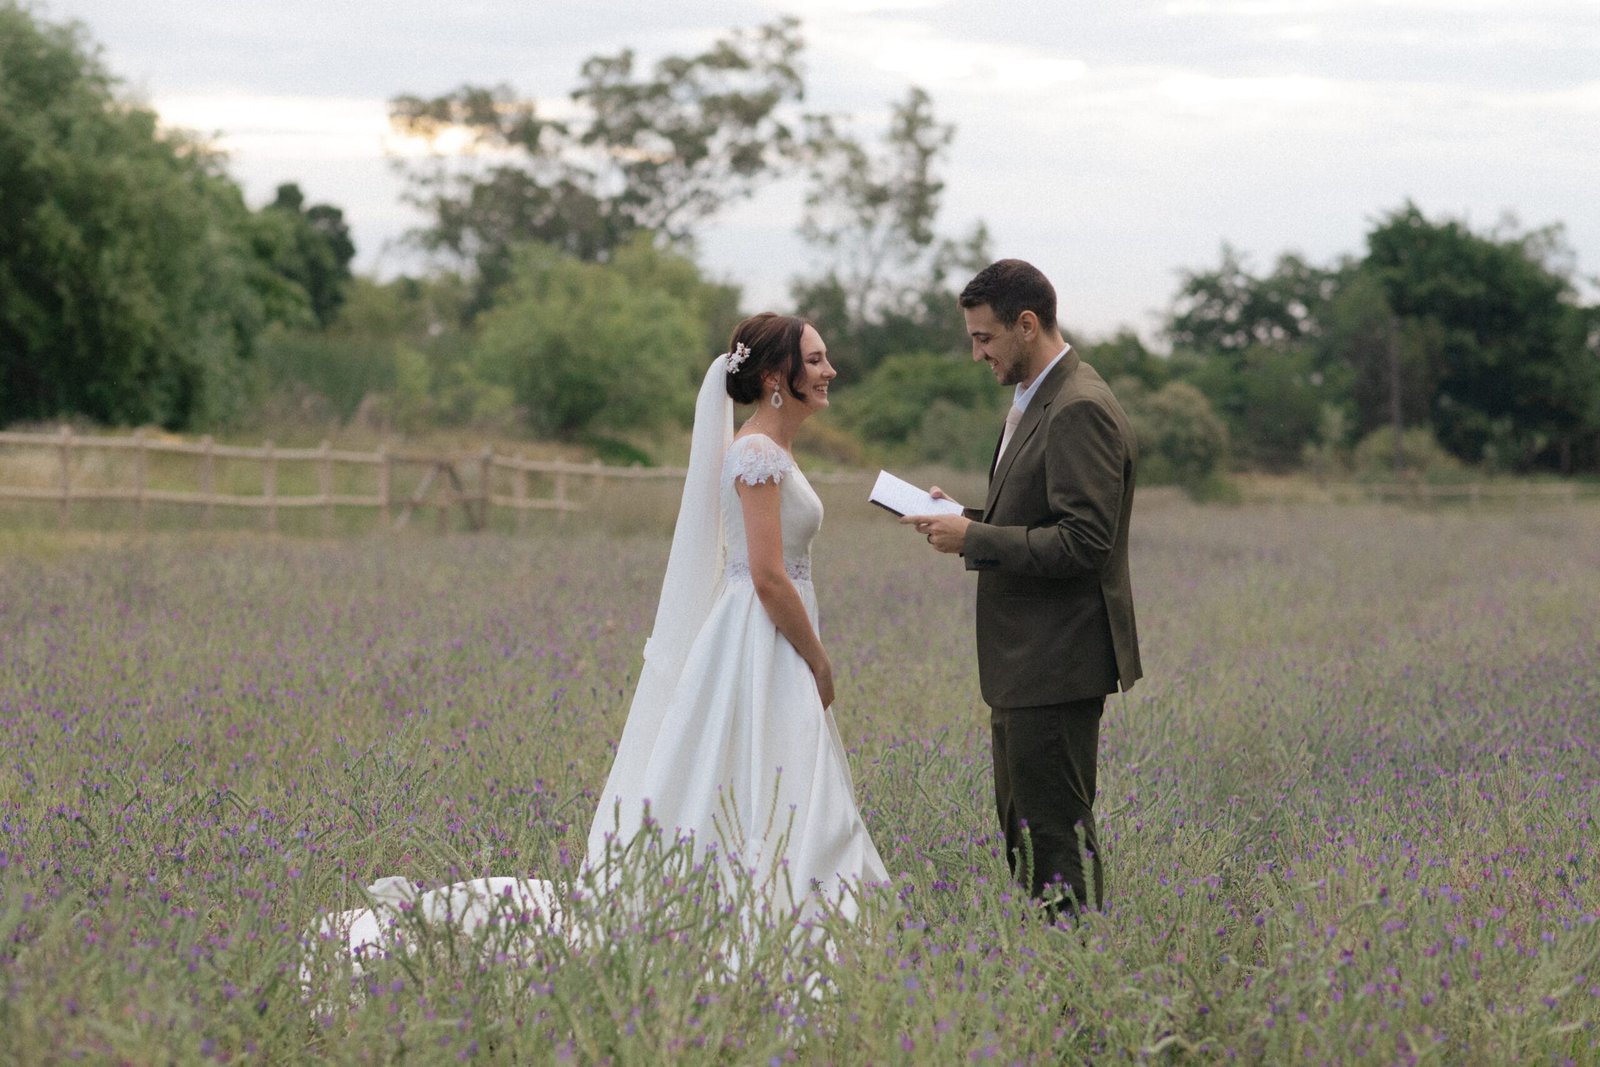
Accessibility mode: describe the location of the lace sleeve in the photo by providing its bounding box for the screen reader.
[727,434,794,487]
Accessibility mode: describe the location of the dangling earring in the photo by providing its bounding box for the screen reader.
[770,389,784,410]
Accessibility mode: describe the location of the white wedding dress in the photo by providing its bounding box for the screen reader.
[311,360,886,971]
[590,431,887,913]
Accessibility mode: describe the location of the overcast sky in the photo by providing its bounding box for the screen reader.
[38,0,1600,340]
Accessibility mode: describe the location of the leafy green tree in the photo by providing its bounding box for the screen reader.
[0,4,296,428]
[1175,343,1327,469]
[1164,246,1348,468]
[390,19,804,309]
[249,272,479,428]
[261,183,356,328]
[1082,330,1171,393]
[1167,245,1341,357]
[470,237,721,439]
[1363,203,1596,472]
[842,352,1000,447]
[1568,305,1600,471]
[1316,270,1434,440]
[798,87,951,326]
[793,88,990,382]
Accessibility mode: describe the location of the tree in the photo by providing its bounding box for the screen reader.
[1316,270,1435,440]
[1082,330,1170,393]
[470,236,730,440]
[792,88,990,381]
[1167,245,1341,357]
[261,183,356,328]
[1363,204,1596,471]
[843,351,1000,446]
[389,18,805,308]
[1181,343,1326,469]
[798,87,951,326]
[0,4,291,428]
[1163,246,1348,468]
[836,351,1005,469]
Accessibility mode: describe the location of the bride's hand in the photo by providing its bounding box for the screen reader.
[810,656,836,709]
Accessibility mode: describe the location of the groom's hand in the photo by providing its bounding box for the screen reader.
[901,511,970,554]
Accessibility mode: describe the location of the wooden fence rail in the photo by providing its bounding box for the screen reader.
[0,427,866,533]
[7,428,1589,533]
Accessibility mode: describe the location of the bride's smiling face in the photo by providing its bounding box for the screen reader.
[796,325,836,408]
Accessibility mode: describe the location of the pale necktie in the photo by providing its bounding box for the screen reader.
[997,404,1023,463]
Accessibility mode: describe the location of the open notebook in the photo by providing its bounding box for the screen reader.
[869,470,964,517]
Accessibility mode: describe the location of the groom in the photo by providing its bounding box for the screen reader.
[903,259,1141,912]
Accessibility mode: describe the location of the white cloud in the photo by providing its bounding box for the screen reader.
[780,0,948,11]
[1163,1,1340,15]
[1515,81,1600,115]
[808,19,1088,96]
[1155,73,1338,111]
[154,94,392,161]
[1165,0,1584,15]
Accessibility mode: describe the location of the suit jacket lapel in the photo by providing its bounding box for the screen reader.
[984,349,1078,518]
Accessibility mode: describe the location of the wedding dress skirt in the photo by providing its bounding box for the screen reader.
[589,555,885,919]
[310,433,886,974]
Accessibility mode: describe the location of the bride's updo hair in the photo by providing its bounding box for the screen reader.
[724,312,812,406]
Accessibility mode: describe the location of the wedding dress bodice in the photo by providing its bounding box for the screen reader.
[720,433,821,585]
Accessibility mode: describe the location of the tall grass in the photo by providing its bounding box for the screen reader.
[2,495,1597,1062]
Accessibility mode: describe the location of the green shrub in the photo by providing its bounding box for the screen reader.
[842,353,1000,447]
[472,241,709,440]
[908,398,1008,471]
[1124,380,1231,498]
[1351,426,1466,482]
[587,436,654,467]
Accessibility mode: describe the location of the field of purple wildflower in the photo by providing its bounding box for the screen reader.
[2,486,1598,1063]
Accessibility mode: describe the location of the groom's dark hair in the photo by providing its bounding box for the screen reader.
[959,259,1057,331]
[725,313,813,405]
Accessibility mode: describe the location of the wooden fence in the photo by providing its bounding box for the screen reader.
[0,427,864,533]
[2,428,1593,534]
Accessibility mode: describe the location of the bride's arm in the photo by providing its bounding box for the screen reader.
[736,477,835,708]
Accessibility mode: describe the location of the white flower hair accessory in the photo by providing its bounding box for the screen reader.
[725,342,752,374]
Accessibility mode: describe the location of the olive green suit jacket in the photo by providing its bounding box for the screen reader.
[962,349,1142,708]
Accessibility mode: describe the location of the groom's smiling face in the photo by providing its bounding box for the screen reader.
[964,304,1030,386]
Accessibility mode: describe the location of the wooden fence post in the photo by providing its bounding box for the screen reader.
[378,447,392,528]
[319,440,333,535]
[436,462,448,534]
[263,440,277,533]
[57,424,72,527]
[513,465,528,535]
[478,447,493,532]
[133,428,147,529]
[201,435,216,528]
[554,470,568,525]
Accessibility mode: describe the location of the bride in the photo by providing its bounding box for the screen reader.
[315,314,887,965]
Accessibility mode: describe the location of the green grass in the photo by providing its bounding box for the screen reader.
[1,494,1597,1062]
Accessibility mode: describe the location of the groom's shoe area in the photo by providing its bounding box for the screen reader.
[990,697,1105,911]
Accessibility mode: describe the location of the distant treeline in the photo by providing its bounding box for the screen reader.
[4,4,1596,491]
